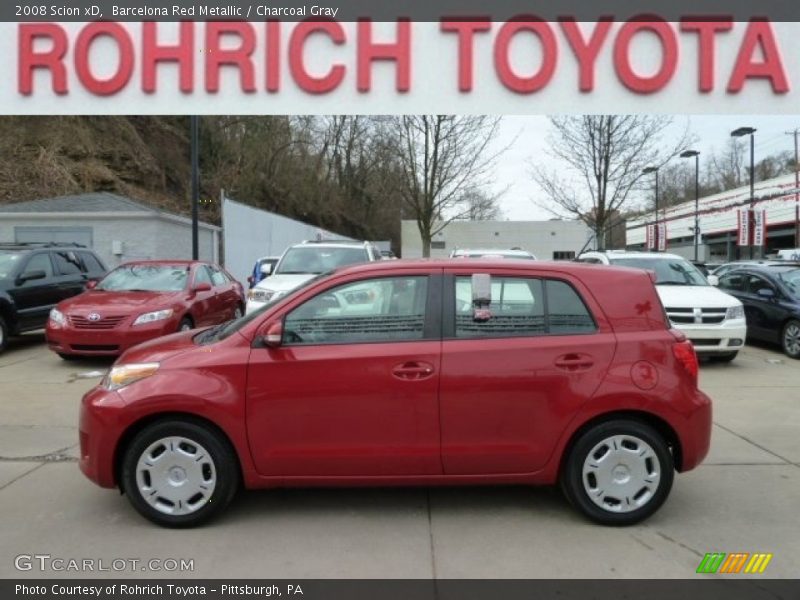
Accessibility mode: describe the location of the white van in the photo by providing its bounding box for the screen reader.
[776,248,800,261]
[577,251,747,362]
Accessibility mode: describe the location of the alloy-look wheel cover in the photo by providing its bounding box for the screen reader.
[136,436,217,516]
[785,323,800,356]
[582,434,661,513]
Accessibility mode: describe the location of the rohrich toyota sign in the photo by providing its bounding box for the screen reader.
[3,19,800,113]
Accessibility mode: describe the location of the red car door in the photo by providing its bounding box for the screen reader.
[209,264,240,319]
[246,270,443,477]
[439,268,615,475]
[189,265,219,326]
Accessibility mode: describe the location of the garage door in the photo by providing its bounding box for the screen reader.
[15,226,93,248]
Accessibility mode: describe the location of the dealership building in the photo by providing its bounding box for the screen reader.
[626,173,800,261]
[0,192,220,268]
[401,219,593,259]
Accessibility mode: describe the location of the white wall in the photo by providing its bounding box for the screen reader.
[0,215,218,269]
[401,220,593,259]
[222,197,351,285]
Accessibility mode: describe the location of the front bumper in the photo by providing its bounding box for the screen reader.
[671,318,747,354]
[46,319,178,356]
[245,298,268,315]
[79,386,127,488]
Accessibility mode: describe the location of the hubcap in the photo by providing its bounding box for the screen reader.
[135,436,217,516]
[234,308,242,319]
[180,323,192,332]
[785,324,800,355]
[582,435,661,513]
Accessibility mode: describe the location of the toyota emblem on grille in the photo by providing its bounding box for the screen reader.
[87,313,102,322]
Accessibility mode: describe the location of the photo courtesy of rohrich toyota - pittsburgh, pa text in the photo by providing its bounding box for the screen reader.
[0,1,799,599]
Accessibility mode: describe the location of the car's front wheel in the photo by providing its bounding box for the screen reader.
[121,419,239,527]
[561,419,674,525]
[781,319,800,359]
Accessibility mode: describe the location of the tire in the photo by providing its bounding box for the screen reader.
[560,419,674,526]
[121,419,239,527]
[781,319,800,359]
[177,317,194,333]
[710,352,738,363]
[0,315,8,353]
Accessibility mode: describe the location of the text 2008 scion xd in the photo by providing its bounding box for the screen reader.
[79,260,711,527]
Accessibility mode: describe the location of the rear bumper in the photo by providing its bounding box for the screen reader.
[46,320,177,356]
[676,388,713,472]
[672,319,747,354]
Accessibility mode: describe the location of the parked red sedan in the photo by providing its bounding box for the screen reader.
[79,259,711,527]
[47,260,244,358]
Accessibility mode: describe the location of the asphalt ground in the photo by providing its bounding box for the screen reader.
[0,333,798,579]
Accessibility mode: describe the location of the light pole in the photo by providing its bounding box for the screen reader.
[191,116,199,260]
[731,126,756,258]
[643,166,659,251]
[681,150,701,261]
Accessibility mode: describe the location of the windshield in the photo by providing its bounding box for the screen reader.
[97,264,189,292]
[610,257,708,286]
[276,246,368,275]
[777,268,800,298]
[0,252,22,279]
[203,273,328,343]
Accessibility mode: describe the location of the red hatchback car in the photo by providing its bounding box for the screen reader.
[78,260,711,527]
[47,260,244,358]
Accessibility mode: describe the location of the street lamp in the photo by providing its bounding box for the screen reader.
[643,166,659,251]
[731,126,757,258]
[680,150,701,261]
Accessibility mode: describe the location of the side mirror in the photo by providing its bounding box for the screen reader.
[85,279,98,290]
[193,281,212,293]
[757,288,775,299]
[707,275,719,287]
[262,321,283,348]
[260,263,273,276]
[18,269,46,283]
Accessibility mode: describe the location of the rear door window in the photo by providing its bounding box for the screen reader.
[53,251,84,275]
[78,252,105,274]
[453,276,596,338]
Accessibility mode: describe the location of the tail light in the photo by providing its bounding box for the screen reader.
[672,336,699,383]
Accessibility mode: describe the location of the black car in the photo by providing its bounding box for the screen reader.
[0,243,107,352]
[716,265,800,358]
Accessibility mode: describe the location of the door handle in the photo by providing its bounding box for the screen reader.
[392,361,435,381]
[554,353,594,371]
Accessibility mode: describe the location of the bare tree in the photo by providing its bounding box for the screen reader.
[390,115,506,257]
[457,188,503,221]
[530,115,690,249]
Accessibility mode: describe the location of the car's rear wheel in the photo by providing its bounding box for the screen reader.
[561,419,674,525]
[178,317,194,332]
[710,352,738,363]
[0,315,8,353]
[781,320,800,359]
[121,419,239,527]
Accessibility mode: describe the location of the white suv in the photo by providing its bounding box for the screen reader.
[578,251,747,362]
[246,240,380,314]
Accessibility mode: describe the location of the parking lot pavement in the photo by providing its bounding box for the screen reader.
[1,333,798,579]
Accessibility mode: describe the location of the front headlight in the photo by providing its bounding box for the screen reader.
[248,289,276,303]
[726,305,745,320]
[101,363,160,391]
[49,308,66,326]
[133,309,174,326]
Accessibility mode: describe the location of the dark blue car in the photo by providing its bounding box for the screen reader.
[716,265,800,358]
